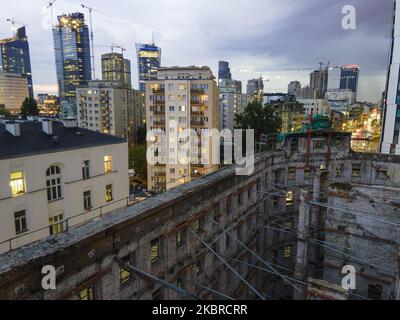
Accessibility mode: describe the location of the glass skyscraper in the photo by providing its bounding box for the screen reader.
[218,61,232,81]
[135,43,161,91]
[0,27,33,98]
[381,1,400,154]
[101,52,131,87]
[340,65,359,99]
[53,13,91,107]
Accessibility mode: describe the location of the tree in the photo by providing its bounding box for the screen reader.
[235,101,282,141]
[20,97,39,119]
[129,144,148,187]
[0,108,11,117]
[136,125,147,145]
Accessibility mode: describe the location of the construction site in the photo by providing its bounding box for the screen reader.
[0,128,399,300]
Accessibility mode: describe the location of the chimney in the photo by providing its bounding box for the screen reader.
[63,116,78,128]
[5,121,21,137]
[42,119,53,135]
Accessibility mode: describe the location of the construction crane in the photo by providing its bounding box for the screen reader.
[81,3,111,79]
[95,43,126,55]
[6,18,27,35]
[46,0,57,28]
[111,43,127,55]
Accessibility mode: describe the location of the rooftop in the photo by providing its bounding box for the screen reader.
[0,120,126,160]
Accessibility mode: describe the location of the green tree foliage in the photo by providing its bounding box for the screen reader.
[136,125,147,145]
[0,108,11,117]
[129,144,148,187]
[20,97,39,119]
[235,101,282,141]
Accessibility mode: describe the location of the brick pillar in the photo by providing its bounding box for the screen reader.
[293,190,310,300]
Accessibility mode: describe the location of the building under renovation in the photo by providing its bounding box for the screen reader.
[0,130,399,300]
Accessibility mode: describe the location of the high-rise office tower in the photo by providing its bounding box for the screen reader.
[146,66,219,193]
[327,67,341,90]
[340,64,359,100]
[218,61,232,81]
[246,78,264,102]
[381,1,400,154]
[0,27,33,98]
[288,81,301,97]
[135,43,161,91]
[101,52,131,87]
[53,13,91,116]
[310,69,328,99]
[0,73,29,112]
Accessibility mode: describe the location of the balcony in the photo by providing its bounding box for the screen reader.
[191,172,202,178]
[190,110,204,116]
[152,88,165,94]
[190,100,202,105]
[191,88,205,94]
[154,100,165,105]
[190,120,205,127]
[154,171,166,177]
[153,120,166,126]
[153,109,165,115]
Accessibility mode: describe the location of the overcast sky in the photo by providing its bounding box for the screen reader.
[0,0,394,102]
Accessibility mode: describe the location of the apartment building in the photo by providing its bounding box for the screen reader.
[297,98,330,116]
[0,118,128,253]
[77,80,144,143]
[146,66,219,192]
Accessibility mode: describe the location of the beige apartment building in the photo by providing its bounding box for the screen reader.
[146,66,219,192]
[0,118,129,254]
[77,80,144,143]
[0,73,29,113]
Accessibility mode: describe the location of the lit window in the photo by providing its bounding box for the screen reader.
[286,191,293,206]
[46,166,62,202]
[49,214,64,235]
[176,229,186,248]
[178,84,186,90]
[106,184,113,202]
[104,155,112,173]
[177,278,184,289]
[14,210,27,234]
[150,237,161,264]
[77,286,94,300]
[283,246,292,258]
[10,171,25,196]
[119,266,131,285]
[352,164,361,177]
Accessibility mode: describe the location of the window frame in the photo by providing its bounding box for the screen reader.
[10,171,25,196]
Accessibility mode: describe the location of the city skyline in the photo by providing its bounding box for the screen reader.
[0,0,394,102]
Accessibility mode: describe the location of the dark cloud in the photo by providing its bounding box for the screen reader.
[0,0,394,101]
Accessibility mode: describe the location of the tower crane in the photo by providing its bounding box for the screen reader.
[81,3,111,79]
[6,18,27,35]
[46,0,57,28]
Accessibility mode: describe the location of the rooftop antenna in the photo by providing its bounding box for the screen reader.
[152,31,155,45]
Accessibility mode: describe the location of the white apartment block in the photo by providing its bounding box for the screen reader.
[0,119,129,254]
[297,98,331,116]
[219,89,249,132]
[77,80,144,142]
[146,66,219,192]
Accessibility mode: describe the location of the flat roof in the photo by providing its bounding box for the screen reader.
[0,121,126,160]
